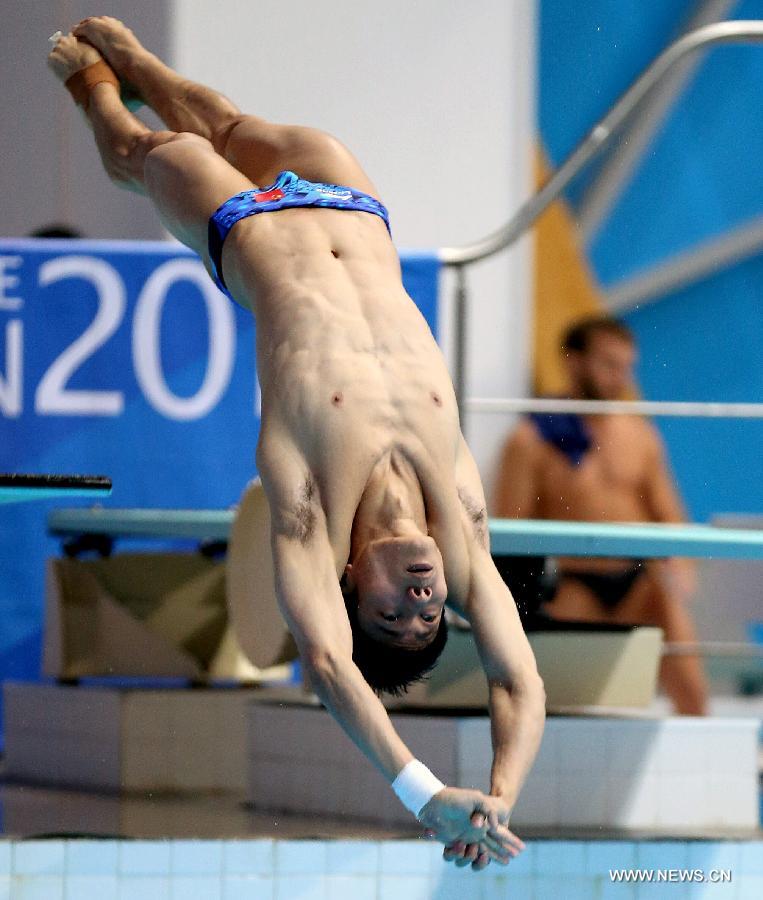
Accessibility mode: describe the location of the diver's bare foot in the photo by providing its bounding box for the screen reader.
[72,16,146,82]
[72,14,237,139]
[47,31,103,84]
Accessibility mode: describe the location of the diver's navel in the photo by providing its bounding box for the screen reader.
[331,391,344,406]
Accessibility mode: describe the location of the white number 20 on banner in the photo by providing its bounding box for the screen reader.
[0,255,260,421]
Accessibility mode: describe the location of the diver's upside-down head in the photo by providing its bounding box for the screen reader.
[342,532,449,696]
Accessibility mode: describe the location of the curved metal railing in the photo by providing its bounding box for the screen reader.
[440,21,763,413]
[463,397,763,419]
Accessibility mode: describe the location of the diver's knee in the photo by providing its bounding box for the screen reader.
[211,114,253,156]
[143,132,213,186]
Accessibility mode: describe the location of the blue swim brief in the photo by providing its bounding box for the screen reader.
[207,169,391,299]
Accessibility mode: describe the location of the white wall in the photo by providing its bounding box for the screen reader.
[172,0,536,497]
[1,0,170,240]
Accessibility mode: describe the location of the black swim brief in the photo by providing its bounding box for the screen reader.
[558,561,647,609]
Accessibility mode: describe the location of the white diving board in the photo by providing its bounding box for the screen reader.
[48,508,234,540]
[48,509,236,541]
[488,518,763,559]
[46,508,763,559]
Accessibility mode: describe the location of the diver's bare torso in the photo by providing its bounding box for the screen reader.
[220,204,476,600]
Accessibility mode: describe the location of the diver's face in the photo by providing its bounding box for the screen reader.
[569,333,637,401]
[347,534,447,648]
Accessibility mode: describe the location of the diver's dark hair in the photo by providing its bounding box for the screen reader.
[562,315,634,355]
[343,585,448,697]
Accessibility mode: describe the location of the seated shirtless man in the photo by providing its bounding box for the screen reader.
[48,18,546,869]
[494,315,708,715]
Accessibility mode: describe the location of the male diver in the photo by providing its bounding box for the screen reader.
[48,18,546,868]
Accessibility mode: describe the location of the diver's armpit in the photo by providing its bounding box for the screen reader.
[458,486,488,549]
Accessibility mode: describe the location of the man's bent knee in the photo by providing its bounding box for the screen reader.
[98,129,172,191]
[211,114,253,157]
[143,132,214,189]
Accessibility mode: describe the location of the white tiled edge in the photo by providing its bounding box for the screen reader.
[0,838,760,886]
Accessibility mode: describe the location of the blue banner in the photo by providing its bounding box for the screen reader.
[0,238,441,743]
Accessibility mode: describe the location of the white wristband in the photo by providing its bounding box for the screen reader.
[391,759,445,818]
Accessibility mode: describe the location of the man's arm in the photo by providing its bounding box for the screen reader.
[464,548,547,804]
[641,426,696,598]
[260,448,414,782]
[457,436,546,805]
[493,419,541,518]
[641,426,687,524]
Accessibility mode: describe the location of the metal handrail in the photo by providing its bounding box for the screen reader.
[464,397,763,419]
[439,20,763,416]
[440,21,763,267]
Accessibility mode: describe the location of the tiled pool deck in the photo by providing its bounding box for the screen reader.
[0,836,762,899]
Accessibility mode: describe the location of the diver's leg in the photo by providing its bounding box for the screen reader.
[73,17,241,145]
[73,15,381,195]
[48,33,174,195]
[49,35,253,262]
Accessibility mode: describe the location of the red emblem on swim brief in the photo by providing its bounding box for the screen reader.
[253,188,285,203]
